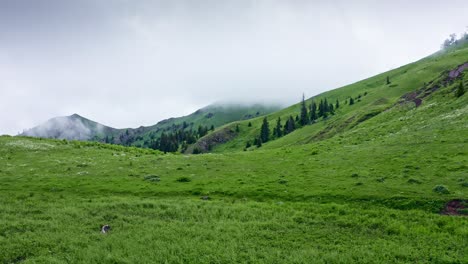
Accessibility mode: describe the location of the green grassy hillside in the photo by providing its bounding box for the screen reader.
[1,44,467,263]
[197,43,468,153]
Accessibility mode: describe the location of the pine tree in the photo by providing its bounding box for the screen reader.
[310,101,317,122]
[260,117,270,143]
[335,99,339,109]
[329,103,334,114]
[300,93,309,126]
[254,137,262,147]
[323,98,329,113]
[455,81,465,97]
[349,97,355,105]
[283,116,296,135]
[248,122,252,127]
[235,124,240,132]
[318,99,324,117]
[274,117,282,138]
[386,76,391,85]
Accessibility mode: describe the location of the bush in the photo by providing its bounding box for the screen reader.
[407,178,422,184]
[278,179,288,185]
[144,175,160,182]
[176,176,191,183]
[376,177,386,183]
[192,148,201,154]
[433,185,450,194]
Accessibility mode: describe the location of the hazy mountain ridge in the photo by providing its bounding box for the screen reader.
[20,104,281,147]
[21,114,116,141]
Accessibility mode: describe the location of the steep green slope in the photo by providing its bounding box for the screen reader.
[195,43,468,153]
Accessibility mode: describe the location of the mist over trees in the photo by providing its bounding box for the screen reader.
[441,28,468,50]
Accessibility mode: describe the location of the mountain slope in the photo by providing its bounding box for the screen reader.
[21,104,281,148]
[21,114,118,141]
[2,42,467,263]
[193,42,468,153]
[128,103,280,148]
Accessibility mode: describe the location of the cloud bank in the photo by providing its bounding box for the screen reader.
[0,0,467,135]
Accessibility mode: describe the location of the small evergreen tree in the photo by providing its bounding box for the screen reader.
[260,117,270,143]
[335,99,339,109]
[283,116,295,135]
[310,101,317,122]
[386,76,391,85]
[455,81,465,97]
[323,98,329,113]
[254,137,262,147]
[349,97,355,105]
[235,124,240,132]
[274,117,282,138]
[248,122,252,127]
[300,94,309,126]
[318,99,324,117]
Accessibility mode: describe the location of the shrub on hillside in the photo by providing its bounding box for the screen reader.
[433,185,450,194]
[407,178,422,184]
[278,179,288,185]
[144,175,160,182]
[176,176,191,183]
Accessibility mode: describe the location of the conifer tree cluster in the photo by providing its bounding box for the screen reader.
[145,124,212,153]
[248,95,339,148]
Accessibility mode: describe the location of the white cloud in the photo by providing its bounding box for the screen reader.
[0,0,467,135]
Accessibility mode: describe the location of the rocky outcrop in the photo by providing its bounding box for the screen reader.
[186,126,238,154]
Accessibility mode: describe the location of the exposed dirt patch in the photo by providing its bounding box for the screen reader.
[448,62,468,79]
[356,110,383,123]
[399,62,467,107]
[372,98,389,105]
[441,199,467,216]
[186,126,238,153]
[312,114,360,141]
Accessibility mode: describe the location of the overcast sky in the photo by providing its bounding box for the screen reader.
[0,0,467,135]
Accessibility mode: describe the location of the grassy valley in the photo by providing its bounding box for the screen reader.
[1,43,467,263]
